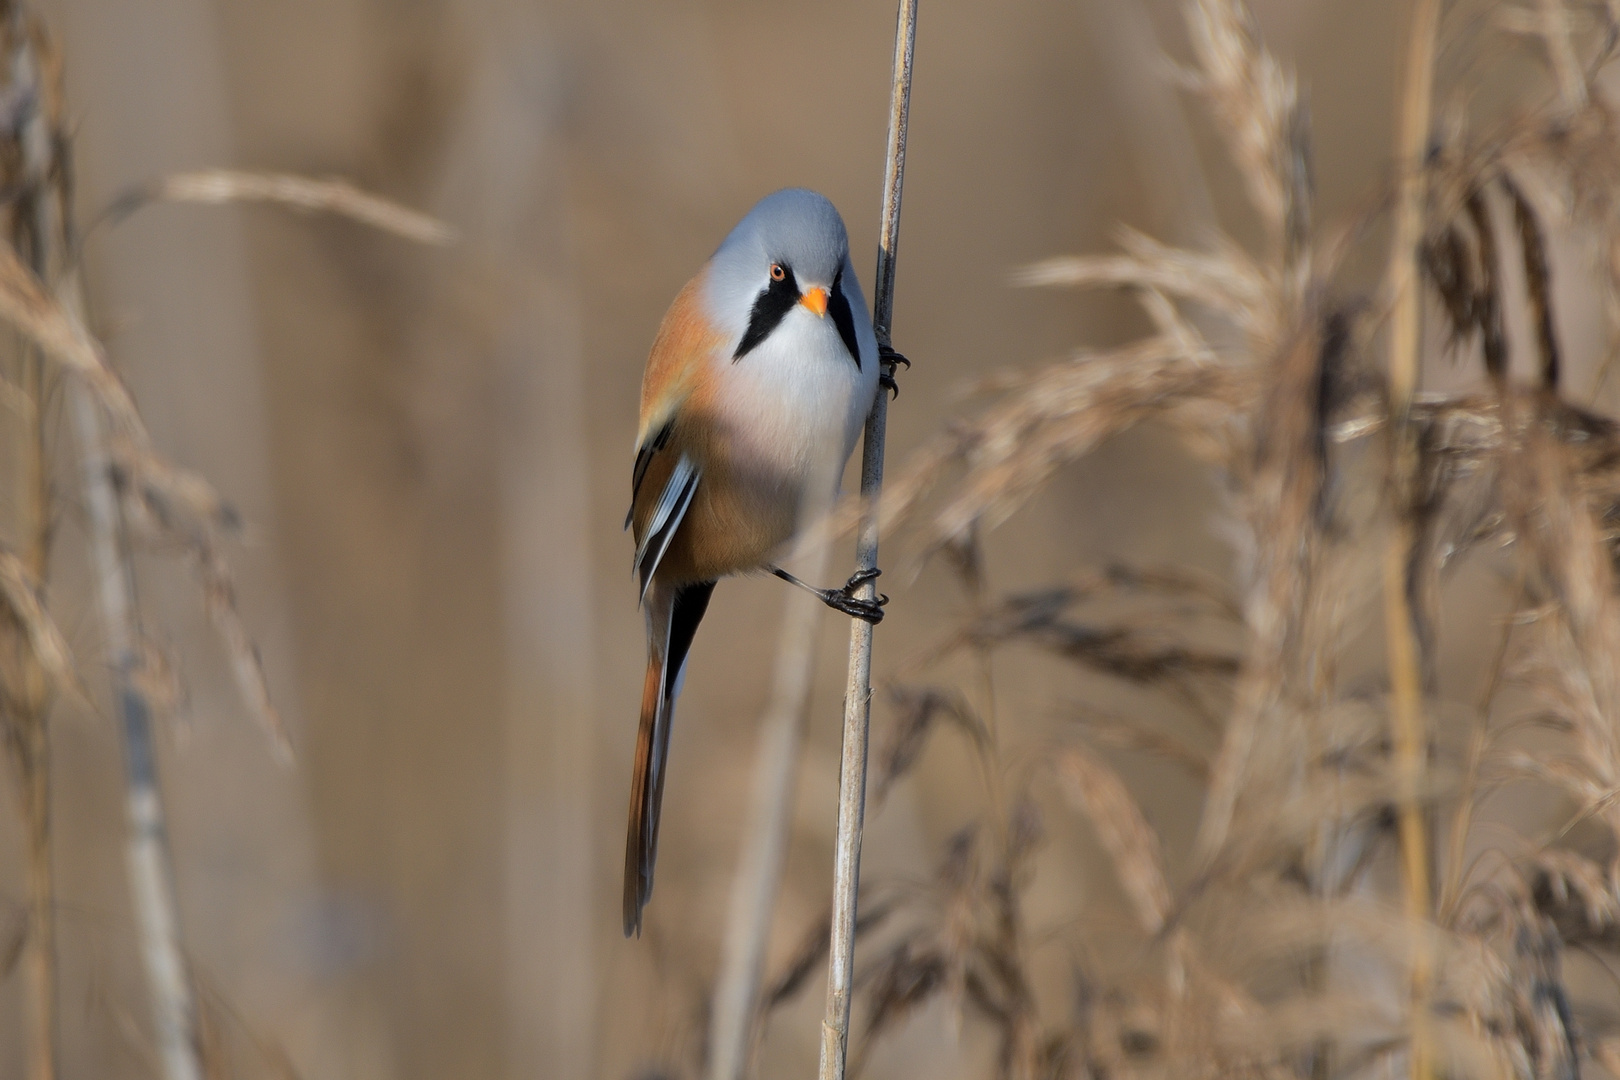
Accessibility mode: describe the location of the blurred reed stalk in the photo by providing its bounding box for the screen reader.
[0,13,206,1080]
[1385,2,1440,1077]
[13,20,209,1080]
[71,368,202,1080]
[706,462,839,1080]
[0,13,63,1080]
[819,2,916,1078]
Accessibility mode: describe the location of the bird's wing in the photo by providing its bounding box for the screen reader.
[627,271,727,600]
[626,418,673,529]
[632,452,699,602]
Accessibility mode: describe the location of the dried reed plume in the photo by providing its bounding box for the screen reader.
[0,4,453,1076]
[761,1,1620,1078]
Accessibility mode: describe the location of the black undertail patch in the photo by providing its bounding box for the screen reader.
[663,580,716,705]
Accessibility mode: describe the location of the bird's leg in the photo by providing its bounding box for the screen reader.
[878,343,910,399]
[771,566,889,624]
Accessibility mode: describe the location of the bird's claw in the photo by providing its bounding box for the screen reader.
[878,344,909,400]
[825,593,888,623]
[844,567,882,590]
[824,567,888,624]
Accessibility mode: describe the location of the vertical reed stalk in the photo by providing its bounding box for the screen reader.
[818,3,916,1077]
[17,22,206,1077]
[18,704,52,1080]
[706,467,838,1080]
[4,246,56,1080]
[1,18,58,1079]
[1385,2,1441,1078]
[4,237,56,1080]
[70,376,203,1080]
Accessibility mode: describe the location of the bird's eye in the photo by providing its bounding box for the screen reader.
[769,263,786,282]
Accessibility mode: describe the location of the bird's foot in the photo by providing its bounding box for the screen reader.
[878,344,910,399]
[771,565,890,624]
[822,567,888,624]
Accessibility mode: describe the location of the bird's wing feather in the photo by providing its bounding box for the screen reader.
[633,452,699,601]
[626,271,723,563]
[626,418,674,529]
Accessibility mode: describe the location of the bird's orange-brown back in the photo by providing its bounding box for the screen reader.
[637,274,727,446]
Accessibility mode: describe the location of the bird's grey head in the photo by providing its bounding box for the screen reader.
[711,188,849,289]
[704,189,864,363]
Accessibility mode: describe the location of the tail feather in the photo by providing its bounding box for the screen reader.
[623,579,716,937]
[623,652,666,936]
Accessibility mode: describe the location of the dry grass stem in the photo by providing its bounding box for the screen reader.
[1383,2,1443,1077]
[119,169,459,245]
[0,549,73,697]
[0,234,143,435]
[1056,745,1172,935]
[0,17,69,1078]
[819,3,916,1078]
[707,463,840,1080]
[1183,0,1303,247]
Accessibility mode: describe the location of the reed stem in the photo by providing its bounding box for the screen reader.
[705,474,837,1080]
[818,3,916,1077]
[5,21,58,1078]
[70,373,204,1080]
[24,27,206,1075]
[1385,2,1441,1077]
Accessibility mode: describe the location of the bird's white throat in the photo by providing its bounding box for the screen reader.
[713,302,876,486]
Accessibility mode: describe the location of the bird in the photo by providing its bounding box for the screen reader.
[622,188,902,937]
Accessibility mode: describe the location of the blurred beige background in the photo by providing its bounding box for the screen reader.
[0,1,1492,1077]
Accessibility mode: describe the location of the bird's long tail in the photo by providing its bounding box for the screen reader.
[623,578,715,937]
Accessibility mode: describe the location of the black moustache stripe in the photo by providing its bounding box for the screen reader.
[733,265,801,361]
[828,267,862,372]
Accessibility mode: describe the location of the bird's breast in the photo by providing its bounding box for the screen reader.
[705,307,874,483]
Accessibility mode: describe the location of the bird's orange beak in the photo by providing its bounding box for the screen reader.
[800,287,829,317]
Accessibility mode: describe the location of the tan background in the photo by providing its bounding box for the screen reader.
[0,1,1536,1078]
